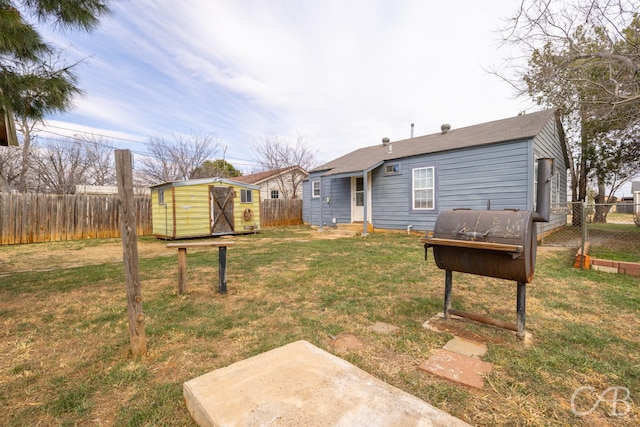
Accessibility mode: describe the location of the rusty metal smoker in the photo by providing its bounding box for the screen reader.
[422,158,553,339]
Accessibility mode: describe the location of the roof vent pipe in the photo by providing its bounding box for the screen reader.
[532,158,554,223]
[411,123,414,138]
[441,124,451,134]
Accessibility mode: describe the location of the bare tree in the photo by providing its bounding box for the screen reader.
[82,134,116,186]
[0,145,22,192]
[496,0,640,222]
[136,133,219,186]
[31,138,94,194]
[13,116,41,193]
[251,134,318,199]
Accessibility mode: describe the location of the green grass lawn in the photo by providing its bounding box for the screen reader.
[0,226,638,426]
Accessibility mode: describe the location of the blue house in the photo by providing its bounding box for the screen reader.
[303,109,569,235]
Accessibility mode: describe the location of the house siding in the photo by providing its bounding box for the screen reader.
[259,174,302,200]
[304,140,533,231]
[372,140,531,231]
[532,117,569,234]
[303,175,351,226]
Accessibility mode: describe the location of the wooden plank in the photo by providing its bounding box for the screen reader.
[0,194,4,245]
[420,237,523,253]
[20,193,27,243]
[166,241,235,249]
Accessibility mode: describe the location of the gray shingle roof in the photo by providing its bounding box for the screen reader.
[312,109,557,176]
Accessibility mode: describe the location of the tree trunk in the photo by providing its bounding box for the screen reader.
[18,117,31,193]
[593,180,616,223]
[572,125,590,226]
[0,169,11,193]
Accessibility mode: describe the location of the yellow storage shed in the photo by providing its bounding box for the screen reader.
[150,177,261,239]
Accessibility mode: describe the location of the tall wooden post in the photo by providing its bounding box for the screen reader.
[115,150,147,356]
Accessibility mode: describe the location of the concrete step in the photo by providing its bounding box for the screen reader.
[334,222,373,233]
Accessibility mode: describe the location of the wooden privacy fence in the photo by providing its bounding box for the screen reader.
[0,193,152,245]
[260,199,303,228]
[0,194,303,245]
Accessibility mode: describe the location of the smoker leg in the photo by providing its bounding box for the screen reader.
[444,270,452,319]
[516,281,526,339]
[218,246,228,294]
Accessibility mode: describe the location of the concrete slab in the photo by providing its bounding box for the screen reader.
[592,264,619,274]
[443,337,487,358]
[184,340,470,427]
[418,349,493,390]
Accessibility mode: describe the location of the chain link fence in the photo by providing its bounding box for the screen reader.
[539,202,640,265]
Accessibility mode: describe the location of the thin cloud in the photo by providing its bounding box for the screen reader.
[39,0,533,163]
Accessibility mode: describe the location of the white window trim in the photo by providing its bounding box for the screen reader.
[312,180,320,198]
[412,166,435,210]
[241,189,253,203]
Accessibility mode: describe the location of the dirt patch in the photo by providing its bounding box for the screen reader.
[423,314,516,345]
[328,332,366,350]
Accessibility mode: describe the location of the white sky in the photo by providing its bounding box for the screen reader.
[40,0,537,173]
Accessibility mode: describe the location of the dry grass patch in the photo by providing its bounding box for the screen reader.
[1,226,638,426]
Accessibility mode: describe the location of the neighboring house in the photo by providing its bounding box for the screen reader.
[303,109,569,235]
[234,166,308,200]
[150,177,261,239]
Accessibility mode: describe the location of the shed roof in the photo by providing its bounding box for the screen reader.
[150,177,260,191]
[312,109,560,177]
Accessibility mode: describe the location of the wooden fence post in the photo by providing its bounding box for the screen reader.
[115,150,147,356]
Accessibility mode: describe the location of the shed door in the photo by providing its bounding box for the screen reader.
[210,186,234,234]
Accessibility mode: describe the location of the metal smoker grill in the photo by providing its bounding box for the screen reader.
[422,158,553,339]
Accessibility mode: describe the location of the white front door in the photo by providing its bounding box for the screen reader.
[351,175,371,222]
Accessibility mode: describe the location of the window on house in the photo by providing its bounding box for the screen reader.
[241,189,252,203]
[312,180,320,197]
[270,190,279,199]
[158,189,164,205]
[412,167,434,209]
[385,164,400,174]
